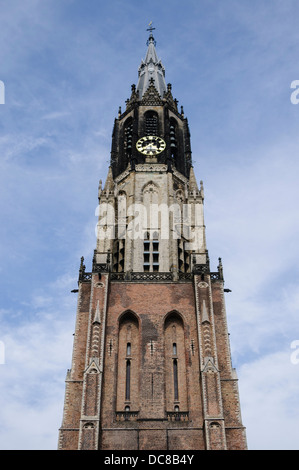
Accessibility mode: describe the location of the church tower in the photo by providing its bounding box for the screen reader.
[58,28,247,451]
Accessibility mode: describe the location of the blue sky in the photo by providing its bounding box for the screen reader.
[1,0,299,450]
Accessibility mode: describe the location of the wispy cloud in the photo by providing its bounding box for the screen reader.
[0,272,77,449]
[0,0,299,450]
[239,349,299,450]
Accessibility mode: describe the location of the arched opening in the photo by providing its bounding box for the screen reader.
[124,118,133,157]
[169,118,178,158]
[116,311,139,412]
[144,111,159,136]
[164,312,188,412]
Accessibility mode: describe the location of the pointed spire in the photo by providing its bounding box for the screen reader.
[103,166,114,195]
[145,33,159,63]
[189,166,200,193]
[217,257,224,281]
[136,23,167,99]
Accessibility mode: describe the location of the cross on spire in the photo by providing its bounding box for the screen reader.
[146,21,156,46]
[146,21,156,35]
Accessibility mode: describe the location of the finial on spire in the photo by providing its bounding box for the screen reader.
[217,257,224,280]
[147,21,156,35]
[146,21,156,46]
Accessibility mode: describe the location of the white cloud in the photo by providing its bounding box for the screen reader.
[0,274,77,450]
[238,349,299,450]
[0,0,299,451]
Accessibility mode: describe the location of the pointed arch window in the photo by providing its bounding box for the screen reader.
[164,312,188,413]
[145,111,159,136]
[124,118,133,156]
[116,312,139,412]
[170,118,178,157]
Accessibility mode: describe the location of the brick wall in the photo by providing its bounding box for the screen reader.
[59,276,247,450]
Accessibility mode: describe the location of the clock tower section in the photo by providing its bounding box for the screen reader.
[58,30,247,451]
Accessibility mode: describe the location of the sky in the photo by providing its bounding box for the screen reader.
[0,0,299,450]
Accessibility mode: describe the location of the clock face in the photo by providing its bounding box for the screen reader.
[136,136,166,156]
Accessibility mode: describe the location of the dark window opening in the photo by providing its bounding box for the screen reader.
[170,119,178,157]
[145,112,158,136]
[126,360,131,400]
[124,119,133,155]
[173,359,179,400]
[143,233,159,272]
[177,239,191,273]
[153,253,159,263]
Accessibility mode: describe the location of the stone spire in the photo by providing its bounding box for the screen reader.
[136,27,167,99]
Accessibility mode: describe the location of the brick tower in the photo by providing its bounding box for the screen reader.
[58,28,247,451]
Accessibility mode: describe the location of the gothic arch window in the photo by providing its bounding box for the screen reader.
[210,422,221,428]
[142,181,159,200]
[153,231,159,240]
[169,118,178,157]
[116,311,139,412]
[164,312,188,413]
[144,110,159,136]
[124,118,133,158]
[83,423,94,429]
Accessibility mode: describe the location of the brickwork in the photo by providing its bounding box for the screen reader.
[59,274,247,450]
